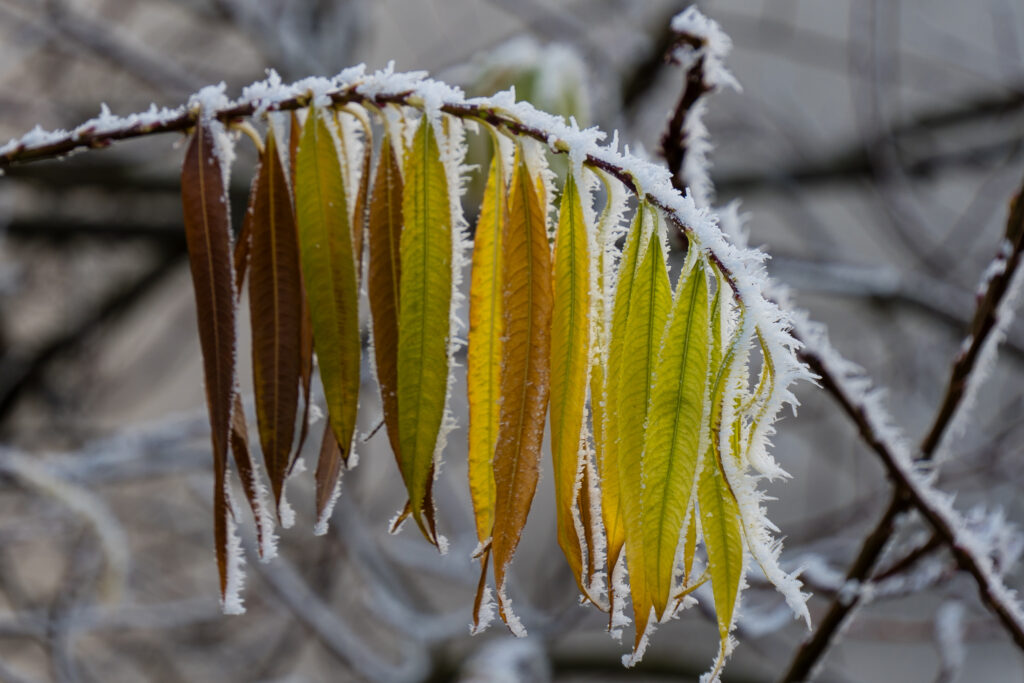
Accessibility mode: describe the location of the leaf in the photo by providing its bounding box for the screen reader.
[599,203,645,597]
[180,122,237,604]
[351,112,373,280]
[249,126,303,506]
[295,106,360,511]
[290,110,315,467]
[615,217,672,649]
[315,419,343,519]
[368,132,404,469]
[640,258,709,619]
[467,152,505,544]
[698,437,744,675]
[230,392,275,560]
[396,118,452,546]
[492,145,553,632]
[549,171,591,596]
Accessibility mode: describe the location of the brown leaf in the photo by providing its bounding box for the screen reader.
[181,122,237,602]
[230,392,273,559]
[315,419,343,523]
[351,116,373,280]
[249,127,303,507]
[290,111,314,471]
[368,133,403,466]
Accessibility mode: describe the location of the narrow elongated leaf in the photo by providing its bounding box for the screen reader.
[316,419,343,517]
[467,153,504,544]
[641,258,709,619]
[492,146,553,632]
[290,110,315,466]
[180,122,236,604]
[397,118,451,546]
[250,127,302,504]
[616,221,672,649]
[467,149,505,630]
[351,114,373,280]
[234,180,255,289]
[549,172,591,595]
[698,442,744,673]
[368,133,404,466]
[600,204,645,593]
[295,106,360,508]
[230,392,274,559]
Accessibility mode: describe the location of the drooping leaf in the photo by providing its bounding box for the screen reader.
[368,132,404,468]
[599,202,645,603]
[180,121,237,605]
[549,171,592,597]
[290,110,315,467]
[698,438,744,676]
[249,126,303,505]
[467,149,506,629]
[315,419,343,520]
[230,392,275,560]
[492,145,553,632]
[295,106,360,511]
[396,117,452,546]
[641,257,709,619]
[467,152,505,544]
[616,217,672,651]
[350,111,373,280]
[234,178,255,290]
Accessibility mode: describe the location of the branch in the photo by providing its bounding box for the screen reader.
[781,179,1024,680]
[0,67,810,447]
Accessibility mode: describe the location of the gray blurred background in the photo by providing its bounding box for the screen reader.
[1,0,1023,681]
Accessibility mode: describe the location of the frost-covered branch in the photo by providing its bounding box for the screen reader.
[0,63,810,450]
[659,7,739,204]
[782,181,1024,679]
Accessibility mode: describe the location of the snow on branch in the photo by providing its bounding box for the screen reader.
[793,306,1024,651]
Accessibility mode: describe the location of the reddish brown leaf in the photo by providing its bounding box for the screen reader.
[230,392,273,559]
[289,111,314,472]
[181,122,237,603]
[368,133,403,466]
[315,419,343,524]
[249,127,303,508]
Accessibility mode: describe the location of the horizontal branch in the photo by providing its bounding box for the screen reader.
[0,67,811,455]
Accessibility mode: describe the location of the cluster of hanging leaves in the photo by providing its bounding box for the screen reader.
[179,98,796,674]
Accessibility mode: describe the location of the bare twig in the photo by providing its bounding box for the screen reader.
[782,179,1024,680]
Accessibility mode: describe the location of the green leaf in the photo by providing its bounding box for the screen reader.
[641,257,710,619]
[396,118,452,547]
[616,214,672,650]
[294,105,361,522]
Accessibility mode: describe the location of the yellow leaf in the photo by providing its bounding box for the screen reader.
[549,172,592,597]
[467,152,504,545]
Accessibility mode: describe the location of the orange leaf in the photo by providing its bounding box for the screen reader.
[491,147,553,632]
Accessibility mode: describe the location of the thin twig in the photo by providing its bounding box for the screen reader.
[782,179,1024,681]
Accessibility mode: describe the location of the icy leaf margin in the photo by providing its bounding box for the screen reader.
[0,57,815,638]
